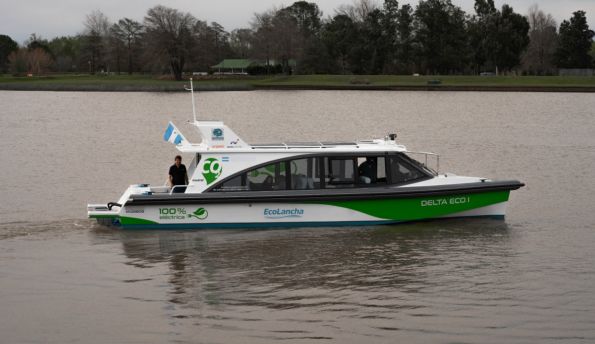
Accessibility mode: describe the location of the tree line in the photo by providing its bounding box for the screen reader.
[1,0,594,80]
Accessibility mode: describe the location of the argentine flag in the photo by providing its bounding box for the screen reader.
[163,122,186,145]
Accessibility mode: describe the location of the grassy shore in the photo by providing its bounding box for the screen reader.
[2,73,595,92]
[0,74,256,91]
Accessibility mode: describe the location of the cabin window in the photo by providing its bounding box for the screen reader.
[211,153,429,192]
[211,162,286,192]
[289,157,321,189]
[247,162,287,191]
[324,157,356,188]
[212,173,247,192]
[356,156,387,185]
[389,155,427,184]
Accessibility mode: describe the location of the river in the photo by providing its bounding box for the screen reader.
[1,90,594,343]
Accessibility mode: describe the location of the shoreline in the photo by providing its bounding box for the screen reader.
[2,83,595,93]
[2,74,595,93]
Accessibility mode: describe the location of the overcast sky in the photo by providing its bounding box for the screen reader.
[2,0,595,43]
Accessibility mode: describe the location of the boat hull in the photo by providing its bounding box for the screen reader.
[90,187,514,229]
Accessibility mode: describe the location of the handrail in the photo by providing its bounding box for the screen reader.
[404,151,440,175]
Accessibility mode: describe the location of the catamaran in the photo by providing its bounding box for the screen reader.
[88,82,524,229]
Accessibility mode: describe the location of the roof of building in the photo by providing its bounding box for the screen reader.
[211,58,298,69]
[211,59,256,69]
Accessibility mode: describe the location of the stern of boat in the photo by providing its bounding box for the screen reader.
[88,184,168,226]
[88,203,122,226]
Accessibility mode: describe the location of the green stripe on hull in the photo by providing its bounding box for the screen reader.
[320,191,510,221]
[119,216,159,225]
[89,214,116,219]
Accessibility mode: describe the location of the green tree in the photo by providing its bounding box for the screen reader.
[193,21,233,71]
[494,5,529,72]
[210,22,231,64]
[414,0,469,74]
[361,9,387,74]
[144,5,197,80]
[469,1,529,73]
[380,0,399,73]
[48,36,82,72]
[283,1,322,35]
[0,34,18,73]
[474,0,496,17]
[395,4,415,73]
[111,18,143,74]
[556,11,595,68]
[322,14,360,74]
[282,1,325,73]
[468,0,498,72]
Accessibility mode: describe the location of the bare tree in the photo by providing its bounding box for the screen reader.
[8,48,53,75]
[144,5,196,80]
[336,0,379,22]
[251,9,277,71]
[522,5,558,74]
[230,29,253,58]
[27,48,53,74]
[82,10,110,73]
[251,7,302,73]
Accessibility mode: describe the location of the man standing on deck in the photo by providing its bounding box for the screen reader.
[169,155,188,193]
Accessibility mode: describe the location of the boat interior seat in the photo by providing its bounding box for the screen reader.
[359,176,372,184]
[292,174,314,189]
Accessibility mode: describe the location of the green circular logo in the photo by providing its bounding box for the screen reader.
[202,158,222,185]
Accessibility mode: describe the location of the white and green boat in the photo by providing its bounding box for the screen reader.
[88,86,523,229]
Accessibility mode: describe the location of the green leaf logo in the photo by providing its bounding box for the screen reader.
[202,158,222,185]
[188,207,208,220]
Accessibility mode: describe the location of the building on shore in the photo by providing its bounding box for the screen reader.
[211,59,297,75]
[559,68,595,76]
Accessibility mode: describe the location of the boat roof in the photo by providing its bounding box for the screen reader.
[175,137,410,154]
[162,120,439,156]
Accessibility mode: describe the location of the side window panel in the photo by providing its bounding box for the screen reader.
[389,156,427,184]
[212,154,423,192]
[324,157,356,188]
[356,156,387,185]
[212,162,286,192]
[290,158,321,189]
[247,163,287,191]
[212,173,247,191]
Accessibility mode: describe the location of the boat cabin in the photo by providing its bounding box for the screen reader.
[166,120,439,194]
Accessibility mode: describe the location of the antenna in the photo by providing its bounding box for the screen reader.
[184,78,197,123]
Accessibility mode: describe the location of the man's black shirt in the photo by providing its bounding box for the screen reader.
[169,164,187,186]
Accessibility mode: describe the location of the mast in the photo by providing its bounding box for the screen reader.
[185,78,197,123]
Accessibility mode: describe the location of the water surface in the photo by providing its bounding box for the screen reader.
[1,90,594,343]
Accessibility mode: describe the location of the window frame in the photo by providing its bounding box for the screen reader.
[387,153,432,186]
[207,152,432,192]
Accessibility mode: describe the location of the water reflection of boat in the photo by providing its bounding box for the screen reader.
[104,221,512,302]
[88,82,523,229]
